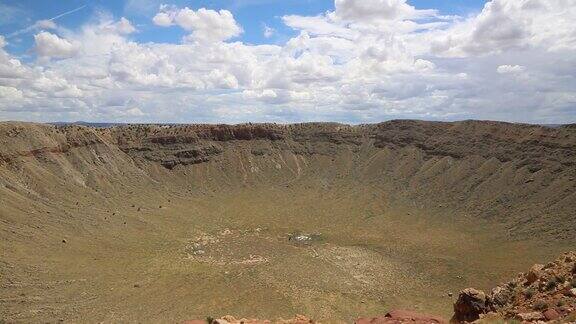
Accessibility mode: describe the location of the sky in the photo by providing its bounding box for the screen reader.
[0,0,575,124]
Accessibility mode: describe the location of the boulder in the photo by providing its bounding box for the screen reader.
[452,288,490,322]
[543,308,560,321]
[526,264,544,284]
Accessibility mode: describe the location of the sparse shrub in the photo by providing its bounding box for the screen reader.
[571,277,576,288]
[534,301,548,311]
[566,311,576,323]
[546,277,560,291]
[572,263,576,274]
[206,316,215,324]
[524,288,536,299]
[557,299,566,307]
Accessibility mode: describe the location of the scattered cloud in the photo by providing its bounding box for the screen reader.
[263,24,275,38]
[153,6,243,43]
[33,32,80,59]
[334,0,437,22]
[0,0,575,124]
[114,17,137,35]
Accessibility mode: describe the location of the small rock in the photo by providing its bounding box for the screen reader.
[543,308,560,321]
[448,292,453,297]
[133,284,140,288]
[62,239,67,244]
[515,312,545,321]
[568,288,576,297]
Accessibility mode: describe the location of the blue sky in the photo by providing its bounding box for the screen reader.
[0,0,574,124]
[1,0,487,56]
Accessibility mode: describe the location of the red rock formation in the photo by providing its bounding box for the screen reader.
[451,251,576,323]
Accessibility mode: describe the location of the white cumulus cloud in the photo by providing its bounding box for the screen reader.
[33,31,79,59]
[153,6,242,43]
[335,0,437,22]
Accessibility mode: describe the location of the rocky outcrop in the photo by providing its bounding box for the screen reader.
[451,289,490,323]
[451,251,576,323]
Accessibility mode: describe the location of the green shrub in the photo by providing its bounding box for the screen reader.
[534,301,548,311]
[524,288,536,299]
[206,316,215,324]
[546,277,559,291]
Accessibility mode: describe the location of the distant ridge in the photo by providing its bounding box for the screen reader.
[46,120,575,129]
